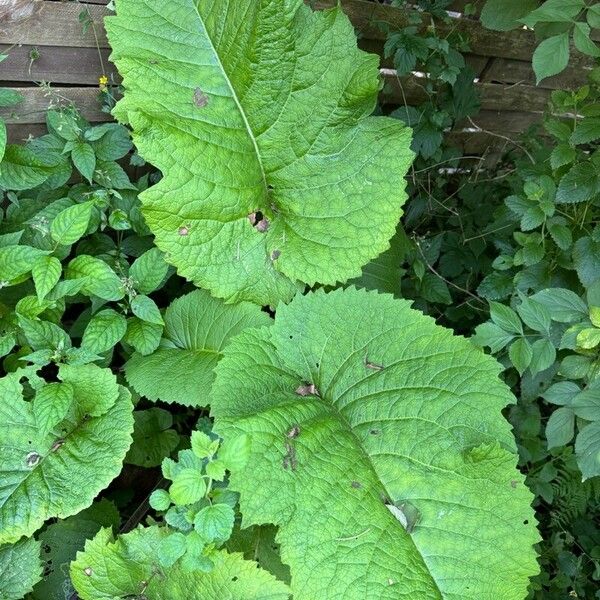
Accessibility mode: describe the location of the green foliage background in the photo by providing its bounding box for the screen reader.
[0,0,599,598]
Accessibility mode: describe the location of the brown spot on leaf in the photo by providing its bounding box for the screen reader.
[510,480,518,489]
[295,383,319,397]
[282,441,297,471]
[178,226,189,236]
[351,481,362,489]
[193,87,209,108]
[25,452,41,467]
[255,218,269,232]
[271,249,281,260]
[51,439,65,452]
[286,425,300,439]
[83,567,93,577]
[365,359,384,371]
[369,429,380,435]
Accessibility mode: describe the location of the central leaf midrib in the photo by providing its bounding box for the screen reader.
[279,357,444,598]
[193,3,269,208]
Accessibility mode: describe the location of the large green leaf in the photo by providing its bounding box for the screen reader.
[0,365,134,544]
[211,287,540,599]
[0,537,42,600]
[125,289,271,406]
[32,499,120,600]
[70,526,291,599]
[106,0,413,305]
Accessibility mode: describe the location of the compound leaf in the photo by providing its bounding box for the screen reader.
[106,0,413,305]
[211,287,540,599]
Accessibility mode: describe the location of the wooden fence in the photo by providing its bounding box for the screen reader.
[0,0,593,157]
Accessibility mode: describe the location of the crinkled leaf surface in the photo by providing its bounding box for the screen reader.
[211,288,540,599]
[106,0,413,305]
[70,526,291,599]
[125,408,180,467]
[125,289,271,406]
[32,499,120,600]
[0,536,42,600]
[0,366,133,544]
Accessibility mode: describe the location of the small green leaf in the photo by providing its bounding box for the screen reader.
[194,504,235,544]
[130,294,164,325]
[529,339,556,376]
[522,0,584,27]
[489,301,523,334]
[588,4,600,28]
[0,245,49,282]
[32,382,74,435]
[472,322,515,352]
[480,0,538,31]
[509,338,533,375]
[546,407,575,449]
[31,255,61,300]
[129,248,169,294]
[93,160,135,190]
[169,468,207,506]
[125,408,179,468]
[149,489,171,511]
[531,288,587,323]
[123,317,163,355]
[51,201,94,246]
[81,308,127,354]
[191,431,216,460]
[556,162,600,204]
[206,459,227,481]
[576,327,600,349]
[573,22,600,58]
[71,142,96,182]
[542,381,581,406]
[0,88,24,108]
[575,421,600,479]
[158,532,188,567]
[532,33,570,84]
[571,385,600,421]
[66,255,125,301]
[571,116,600,145]
[517,295,551,333]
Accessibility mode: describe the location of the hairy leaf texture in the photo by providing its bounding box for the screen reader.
[125,289,271,406]
[0,537,42,599]
[70,526,291,599]
[0,366,134,544]
[106,0,414,305]
[211,287,540,599]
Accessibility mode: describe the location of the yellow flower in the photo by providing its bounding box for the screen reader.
[98,75,109,90]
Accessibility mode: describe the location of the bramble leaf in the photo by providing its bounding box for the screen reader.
[106,0,414,305]
[211,287,540,599]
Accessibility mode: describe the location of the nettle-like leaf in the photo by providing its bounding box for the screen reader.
[70,526,291,599]
[106,0,413,305]
[0,365,134,544]
[125,289,271,406]
[211,288,540,599]
[0,537,42,600]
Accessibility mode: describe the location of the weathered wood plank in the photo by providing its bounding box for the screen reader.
[459,109,543,134]
[484,57,592,90]
[0,0,592,69]
[380,73,551,112]
[0,2,108,48]
[0,44,114,84]
[0,87,111,124]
